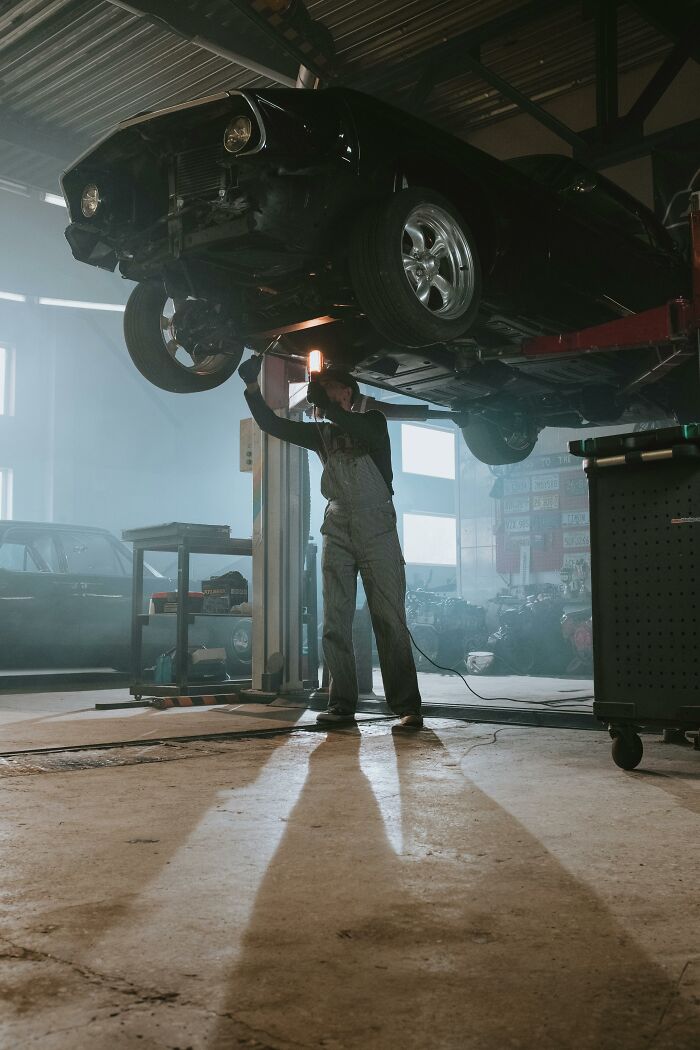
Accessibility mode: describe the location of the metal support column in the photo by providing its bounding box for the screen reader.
[595,0,618,137]
[175,538,190,692]
[251,353,307,695]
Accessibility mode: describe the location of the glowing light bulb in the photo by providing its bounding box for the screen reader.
[308,349,323,375]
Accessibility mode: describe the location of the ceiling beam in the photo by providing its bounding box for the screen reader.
[625,39,692,126]
[458,52,589,151]
[594,0,618,134]
[351,0,578,96]
[630,0,700,66]
[222,1,335,82]
[107,0,299,86]
[577,115,700,169]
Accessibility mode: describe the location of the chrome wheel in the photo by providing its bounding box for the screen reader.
[160,298,231,377]
[231,624,251,656]
[401,204,475,319]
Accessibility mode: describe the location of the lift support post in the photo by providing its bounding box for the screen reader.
[247,353,309,698]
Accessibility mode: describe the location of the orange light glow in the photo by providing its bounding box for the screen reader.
[308,350,324,375]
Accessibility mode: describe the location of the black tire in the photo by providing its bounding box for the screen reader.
[226,618,252,672]
[349,188,482,348]
[461,419,538,465]
[611,732,643,771]
[124,282,242,393]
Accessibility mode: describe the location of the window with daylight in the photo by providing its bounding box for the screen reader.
[0,345,15,416]
[401,424,455,479]
[402,512,457,566]
[0,468,14,520]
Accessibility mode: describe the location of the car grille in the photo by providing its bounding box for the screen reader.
[173,145,226,201]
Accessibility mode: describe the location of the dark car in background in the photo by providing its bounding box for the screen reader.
[0,521,252,672]
[0,521,163,669]
[61,88,689,464]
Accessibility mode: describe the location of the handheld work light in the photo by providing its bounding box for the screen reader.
[307,350,323,375]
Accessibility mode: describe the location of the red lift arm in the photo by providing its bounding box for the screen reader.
[522,192,700,364]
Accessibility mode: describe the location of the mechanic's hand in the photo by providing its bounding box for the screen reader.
[306,379,330,409]
[238,355,263,385]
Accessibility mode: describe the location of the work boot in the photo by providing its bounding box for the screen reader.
[396,713,424,729]
[316,706,357,725]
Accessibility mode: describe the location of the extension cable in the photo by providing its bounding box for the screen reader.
[310,406,591,709]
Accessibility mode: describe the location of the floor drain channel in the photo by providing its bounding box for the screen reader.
[0,743,208,776]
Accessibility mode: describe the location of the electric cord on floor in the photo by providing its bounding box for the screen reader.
[311,409,592,710]
[461,727,508,757]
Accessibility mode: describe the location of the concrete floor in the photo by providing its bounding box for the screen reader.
[1,680,699,1049]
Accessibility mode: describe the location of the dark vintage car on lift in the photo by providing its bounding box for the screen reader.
[61,88,690,464]
[0,521,252,672]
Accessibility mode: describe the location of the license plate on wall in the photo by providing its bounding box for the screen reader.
[504,477,531,495]
[505,516,531,533]
[562,511,589,527]
[532,494,559,511]
[563,530,590,548]
[532,474,560,493]
[503,496,530,514]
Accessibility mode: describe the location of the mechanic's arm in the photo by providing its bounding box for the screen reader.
[322,403,388,448]
[242,376,322,453]
[306,379,387,447]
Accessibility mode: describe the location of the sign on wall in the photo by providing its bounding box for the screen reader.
[503,495,530,514]
[563,474,588,496]
[561,510,589,527]
[504,476,531,495]
[504,516,531,533]
[532,493,559,511]
[532,474,560,493]
[562,552,591,569]
[563,529,590,548]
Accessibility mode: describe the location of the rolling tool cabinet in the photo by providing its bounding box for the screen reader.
[570,425,700,768]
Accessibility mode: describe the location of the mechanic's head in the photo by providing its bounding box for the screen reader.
[314,368,359,412]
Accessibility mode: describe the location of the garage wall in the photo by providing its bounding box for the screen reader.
[457,56,700,595]
[0,193,252,544]
[464,59,700,207]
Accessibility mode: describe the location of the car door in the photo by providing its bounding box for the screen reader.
[552,168,683,319]
[0,527,71,668]
[54,529,132,667]
[505,156,620,330]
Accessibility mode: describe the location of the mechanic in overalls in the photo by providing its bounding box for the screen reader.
[239,354,423,728]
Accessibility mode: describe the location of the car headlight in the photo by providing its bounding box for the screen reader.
[224,116,253,154]
[80,183,101,218]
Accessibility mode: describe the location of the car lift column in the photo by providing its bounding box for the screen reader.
[250,353,308,696]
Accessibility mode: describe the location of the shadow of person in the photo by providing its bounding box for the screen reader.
[208,723,700,1050]
[4,708,311,1000]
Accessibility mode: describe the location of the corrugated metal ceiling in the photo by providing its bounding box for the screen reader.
[0,0,680,191]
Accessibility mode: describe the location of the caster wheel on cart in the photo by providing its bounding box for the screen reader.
[611,731,643,771]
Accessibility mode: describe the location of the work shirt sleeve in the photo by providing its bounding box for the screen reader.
[321,405,389,449]
[244,384,321,453]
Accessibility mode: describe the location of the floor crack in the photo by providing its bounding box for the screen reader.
[647,958,695,1048]
[0,933,180,1004]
